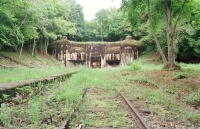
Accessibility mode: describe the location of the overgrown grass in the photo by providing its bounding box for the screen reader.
[1,73,85,128]
[186,88,200,106]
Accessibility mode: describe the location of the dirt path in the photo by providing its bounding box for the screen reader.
[70,88,136,129]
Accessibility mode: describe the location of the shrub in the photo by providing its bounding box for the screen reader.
[173,72,189,80]
[130,61,141,71]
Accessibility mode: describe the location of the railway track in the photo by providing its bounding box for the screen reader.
[0,71,80,128]
[60,88,151,129]
[0,72,151,128]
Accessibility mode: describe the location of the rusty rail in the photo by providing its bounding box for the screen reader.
[0,71,78,91]
[59,88,87,129]
[119,92,152,129]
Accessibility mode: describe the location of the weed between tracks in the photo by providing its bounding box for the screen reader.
[70,88,133,128]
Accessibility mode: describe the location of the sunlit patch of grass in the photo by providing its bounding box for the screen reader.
[132,75,157,87]
[141,64,163,70]
[180,63,200,70]
[0,66,77,83]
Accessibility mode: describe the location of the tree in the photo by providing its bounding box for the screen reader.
[124,0,197,69]
[95,9,110,41]
[94,8,130,42]
[104,8,131,41]
[67,0,85,41]
[83,20,100,41]
[0,0,27,51]
[0,0,76,57]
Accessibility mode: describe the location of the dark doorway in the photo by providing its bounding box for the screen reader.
[91,57,101,68]
[106,60,120,66]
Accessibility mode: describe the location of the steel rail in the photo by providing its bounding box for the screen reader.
[119,92,152,129]
[59,88,87,129]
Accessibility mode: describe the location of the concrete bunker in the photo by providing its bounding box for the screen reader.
[48,36,144,68]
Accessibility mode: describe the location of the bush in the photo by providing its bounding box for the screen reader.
[130,61,141,71]
[173,72,189,80]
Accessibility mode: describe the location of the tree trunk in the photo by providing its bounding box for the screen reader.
[40,38,42,55]
[45,38,49,55]
[147,0,167,65]
[32,38,36,56]
[100,22,103,41]
[165,0,174,68]
[0,44,4,50]
[19,42,24,59]
[29,40,31,53]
